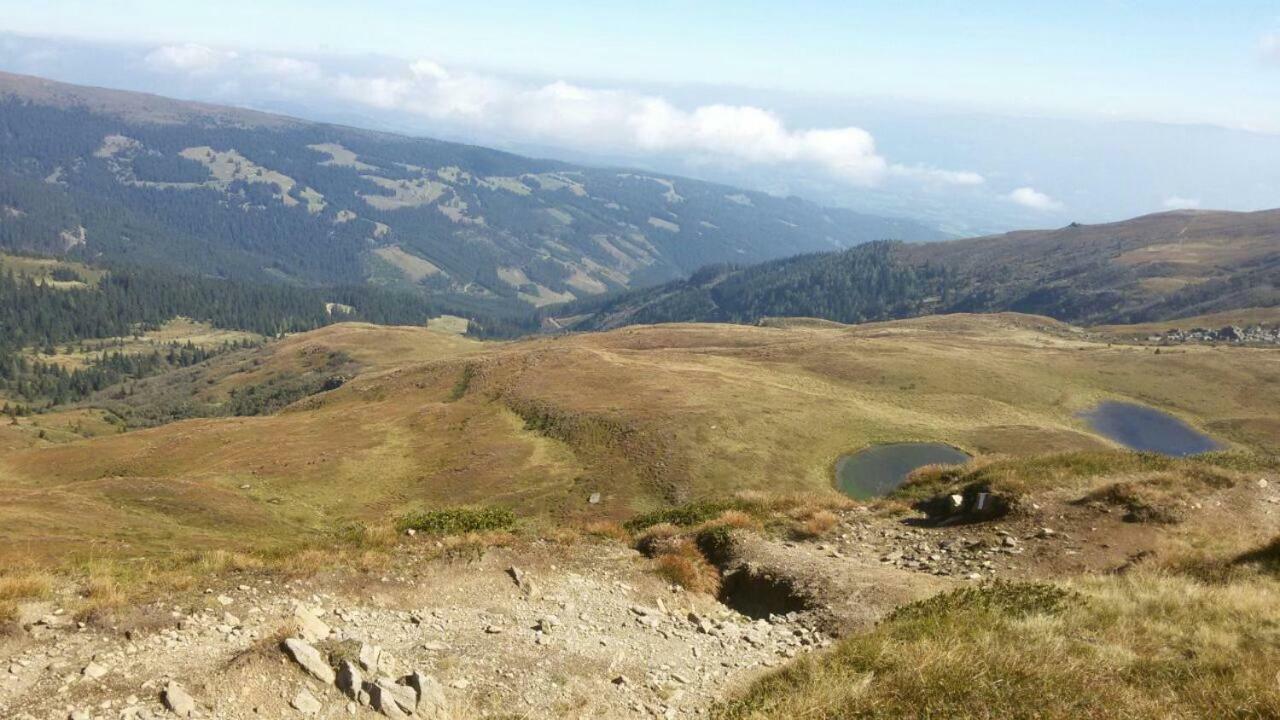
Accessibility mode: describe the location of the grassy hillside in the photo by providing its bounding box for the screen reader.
[0,71,942,310]
[564,209,1280,330]
[1,312,1275,566]
[714,450,1280,719]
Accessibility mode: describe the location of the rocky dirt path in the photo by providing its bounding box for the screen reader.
[8,475,1276,720]
[2,538,845,720]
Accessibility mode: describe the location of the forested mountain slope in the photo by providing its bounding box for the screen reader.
[0,71,943,310]
[563,209,1280,329]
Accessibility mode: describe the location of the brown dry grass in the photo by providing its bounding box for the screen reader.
[715,570,1280,719]
[789,509,839,539]
[581,520,629,542]
[2,315,1276,576]
[652,539,721,595]
[0,569,54,625]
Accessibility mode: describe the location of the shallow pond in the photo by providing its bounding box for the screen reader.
[834,442,971,499]
[1080,401,1223,457]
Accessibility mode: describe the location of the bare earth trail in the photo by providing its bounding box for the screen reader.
[8,465,1278,719]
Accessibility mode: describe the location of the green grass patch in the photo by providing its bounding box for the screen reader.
[894,450,1276,506]
[624,499,765,532]
[447,363,477,402]
[714,573,1280,719]
[886,580,1078,624]
[395,506,516,535]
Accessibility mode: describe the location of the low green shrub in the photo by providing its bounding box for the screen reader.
[887,580,1079,624]
[395,506,516,535]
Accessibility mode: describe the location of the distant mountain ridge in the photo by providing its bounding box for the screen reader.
[562,209,1280,329]
[0,71,944,312]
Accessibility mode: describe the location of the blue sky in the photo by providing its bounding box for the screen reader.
[4,0,1279,129]
[2,2,1279,232]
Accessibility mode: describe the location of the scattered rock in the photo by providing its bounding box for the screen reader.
[293,605,332,643]
[368,678,416,717]
[82,662,108,680]
[283,638,336,685]
[337,660,363,699]
[163,681,197,718]
[404,671,447,715]
[292,688,322,715]
[589,493,602,504]
[507,566,538,597]
[358,642,382,673]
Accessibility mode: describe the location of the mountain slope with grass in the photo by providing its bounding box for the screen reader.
[561,208,1280,330]
[3,312,1276,565]
[0,71,943,312]
[1,312,1278,718]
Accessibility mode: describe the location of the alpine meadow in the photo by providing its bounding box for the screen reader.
[1,5,1278,719]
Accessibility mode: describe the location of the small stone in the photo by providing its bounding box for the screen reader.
[283,638,336,685]
[216,595,234,606]
[588,493,602,504]
[368,678,416,717]
[536,615,559,633]
[404,671,447,714]
[1036,527,1056,539]
[358,643,382,673]
[337,661,362,699]
[163,681,197,717]
[82,662,108,680]
[484,625,503,634]
[292,688,322,715]
[293,605,332,642]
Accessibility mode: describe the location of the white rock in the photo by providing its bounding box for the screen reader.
[283,638,335,685]
[291,688,322,715]
[405,671,447,715]
[163,681,197,717]
[358,643,382,673]
[293,605,331,643]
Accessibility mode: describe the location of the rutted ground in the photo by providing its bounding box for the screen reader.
[0,536,850,720]
[5,462,1277,719]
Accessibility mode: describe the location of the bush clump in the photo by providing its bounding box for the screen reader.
[887,580,1079,624]
[625,499,765,532]
[395,506,516,536]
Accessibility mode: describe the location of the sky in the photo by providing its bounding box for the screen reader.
[5,0,1279,129]
[2,1,1279,233]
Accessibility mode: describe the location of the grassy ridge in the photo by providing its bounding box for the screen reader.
[0,314,1276,568]
[713,569,1280,719]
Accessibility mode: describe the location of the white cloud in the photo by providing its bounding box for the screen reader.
[1007,186,1063,211]
[1162,196,1201,210]
[141,47,982,189]
[1261,33,1280,61]
[890,165,986,186]
[144,43,237,75]
[249,55,323,82]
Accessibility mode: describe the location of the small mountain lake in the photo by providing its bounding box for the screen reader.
[1080,401,1224,457]
[835,443,971,499]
